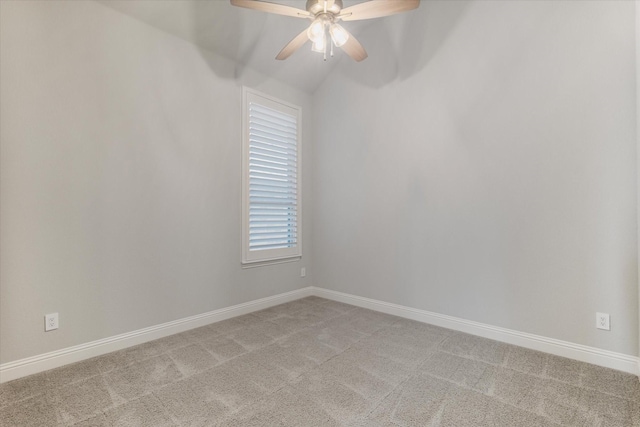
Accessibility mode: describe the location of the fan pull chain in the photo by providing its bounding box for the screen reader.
[323,24,328,61]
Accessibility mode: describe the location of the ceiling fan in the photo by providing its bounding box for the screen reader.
[230,0,419,62]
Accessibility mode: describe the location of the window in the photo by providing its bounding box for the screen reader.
[242,88,302,265]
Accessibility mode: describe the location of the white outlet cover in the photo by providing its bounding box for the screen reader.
[301,267,306,277]
[596,312,610,331]
[45,313,59,332]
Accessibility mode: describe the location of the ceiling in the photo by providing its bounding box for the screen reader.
[95,0,385,93]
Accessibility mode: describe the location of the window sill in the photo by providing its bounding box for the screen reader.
[241,256,301,269]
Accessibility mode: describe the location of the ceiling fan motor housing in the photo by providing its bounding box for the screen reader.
[306,0,343,16]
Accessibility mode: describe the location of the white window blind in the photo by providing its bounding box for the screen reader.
[242,89,301,264]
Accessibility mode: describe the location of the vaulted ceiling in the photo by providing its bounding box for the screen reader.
[96,0,435,93]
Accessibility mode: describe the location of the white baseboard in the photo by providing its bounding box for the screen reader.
[311,287,640,376]
[2,285,638,383]
[0,287,313,383]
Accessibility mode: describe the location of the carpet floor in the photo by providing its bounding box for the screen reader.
[1,296,639,426]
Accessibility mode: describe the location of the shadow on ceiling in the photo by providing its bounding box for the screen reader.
[332,0,471,90]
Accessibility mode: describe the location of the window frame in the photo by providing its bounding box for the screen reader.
[241,87,302,265]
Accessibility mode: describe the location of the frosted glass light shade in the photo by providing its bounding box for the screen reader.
[329,23,349,47]
[312,34,326,52]
[307,18,325,42]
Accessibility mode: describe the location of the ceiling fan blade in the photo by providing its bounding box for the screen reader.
[339,0,419,21]
[230,0,311,18]
[340,29,368,62]
[276,28,310,60]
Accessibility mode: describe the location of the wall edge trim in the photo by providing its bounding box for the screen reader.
[311,287,640,376]
[3,285,638,383]
[0,287,313,383]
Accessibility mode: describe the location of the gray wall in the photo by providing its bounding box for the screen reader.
[312,0,638,356]
[1,0,637,366]
[0,0,312,364]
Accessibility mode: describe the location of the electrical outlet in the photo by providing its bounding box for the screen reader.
[45,313,59,332]
[596,312,610,331]
[301,267,306,277]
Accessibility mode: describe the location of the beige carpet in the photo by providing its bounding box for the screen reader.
[1,296,639,426]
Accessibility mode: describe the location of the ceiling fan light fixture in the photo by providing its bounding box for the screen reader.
[311,33,326,53]
[329,23,349,47]
[307,17,326,43]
